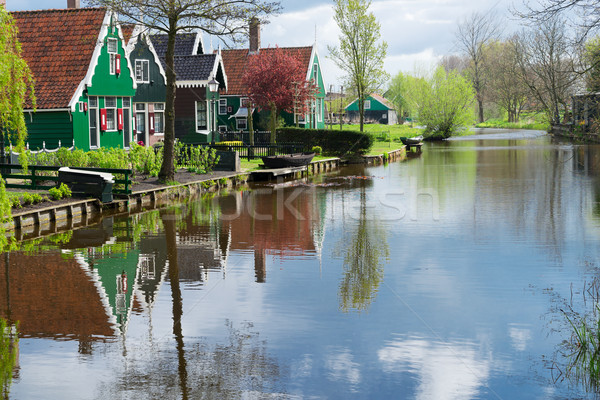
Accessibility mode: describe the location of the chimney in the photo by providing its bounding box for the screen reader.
[249,17,260,54]
[67,0,80,8]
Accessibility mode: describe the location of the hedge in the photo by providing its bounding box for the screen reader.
[276,128,373,157]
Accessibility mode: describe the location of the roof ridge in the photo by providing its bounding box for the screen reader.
[11,7,106,14]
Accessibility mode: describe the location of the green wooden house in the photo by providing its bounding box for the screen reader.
[12,7,136,151]
[217,20,327,136]
[125,25,167,147]
[345,94,398,125]
[151,32,228,144]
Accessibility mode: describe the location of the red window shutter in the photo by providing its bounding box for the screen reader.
[116,54,121,75]
[118,109,124,130]
[149,112,155,134]
[100,109,107,131]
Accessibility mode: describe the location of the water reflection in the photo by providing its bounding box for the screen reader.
[8,131,600,398]
[378,336,491,400]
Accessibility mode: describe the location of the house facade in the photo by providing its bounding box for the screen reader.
[125,25,167,147]
[217,20,326,134]
[12,6,137,151]
[151,32,227,144]
[345,94,398,125]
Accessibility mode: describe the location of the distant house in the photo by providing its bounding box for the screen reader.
[217,19,326,133]
[151,32,227,144]
[124,25,167,147]
[345,94,398,125]
[12,6,137,150]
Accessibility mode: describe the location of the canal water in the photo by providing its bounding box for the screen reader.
[3,129,600,399]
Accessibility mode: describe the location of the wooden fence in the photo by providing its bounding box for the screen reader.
[0,164,133,194]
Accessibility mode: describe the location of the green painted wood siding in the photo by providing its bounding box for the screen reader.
[346,96,390,111]
[129,41,166,103]
[24,112,74,150]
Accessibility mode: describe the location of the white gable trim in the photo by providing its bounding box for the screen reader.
[126,25,167,85]
[192,31,205,55]
[69,11,137,111]
[211,49,228,91]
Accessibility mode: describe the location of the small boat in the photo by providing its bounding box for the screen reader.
[400,136,423,146]
[261,152,315,169]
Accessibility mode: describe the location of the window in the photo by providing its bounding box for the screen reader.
[219,99,227,115]
[218,125,227,133]
[105,97,117,131]
[89,96,98,148]
[196,101,208,131]
[236,118,247,130]
[240,97,250,108]
[317,98,322,122]
[136,103,146,111]
[154,103,165,134]
[123,98,131,147]
[107,38,118,54]
[313,63,318,83]
[135,60,149,83]
[364,100,371,110]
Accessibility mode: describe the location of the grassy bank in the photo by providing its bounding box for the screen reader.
[475,112,549,131]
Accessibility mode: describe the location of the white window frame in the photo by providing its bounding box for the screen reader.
[154,103,165,135]
[195,100,209,133]
[108,38,118,75]
[89,96,99,149]
[317,98,323,122]
[105,97,117,131]
[236,118,247,131]
[313,63,318,84]
[364,100,371,110]
[135,59,150,83]
[218,99,228,115]
[240,97,250,108]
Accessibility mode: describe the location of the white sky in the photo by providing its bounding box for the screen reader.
[7,0,524,89]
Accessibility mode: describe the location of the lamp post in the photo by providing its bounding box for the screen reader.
[208,78,219,145]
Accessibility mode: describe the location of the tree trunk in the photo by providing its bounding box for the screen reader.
[359,98,364,132]
[158,18,178,183]
[270,103,277,144]
[477,98,484,123]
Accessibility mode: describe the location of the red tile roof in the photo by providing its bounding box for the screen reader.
[121,23,135,45]
[11,7,107,109]
[220,46,313,96]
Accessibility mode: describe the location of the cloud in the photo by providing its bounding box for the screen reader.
[378,337,491,400]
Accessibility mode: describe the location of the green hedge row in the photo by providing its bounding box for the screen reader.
[277,128,373,157]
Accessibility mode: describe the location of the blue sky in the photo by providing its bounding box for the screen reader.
[7,0,519,87]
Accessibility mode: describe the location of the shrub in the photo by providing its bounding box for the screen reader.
[217,141,243,146]
[20,193,33,206]
[58,183,71,198]
[10,197,21,208]
[311,146,322,155]
[31,193,43,204]
[277,128,373,157]
[48,187,62,200]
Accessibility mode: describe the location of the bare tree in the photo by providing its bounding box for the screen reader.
[514,17,577,124]
[486,37,530,122]
[455,11,502,123]
[518,0,600,43]
[85,0,280,182]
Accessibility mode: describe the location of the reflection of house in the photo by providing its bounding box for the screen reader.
[0,252,115,339]
[217,19,326,133]
[12,5,136,150]
[345,94,398,125]
[151,32,227,144]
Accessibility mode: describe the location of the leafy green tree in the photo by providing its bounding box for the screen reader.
[415,67,475,139]
[0,6,35,247]
[86,0,281,183]
[328,0,388,132]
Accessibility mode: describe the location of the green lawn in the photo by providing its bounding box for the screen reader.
[475,112,549,131]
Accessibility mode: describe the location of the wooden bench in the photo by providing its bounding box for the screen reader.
[58,167,114,203]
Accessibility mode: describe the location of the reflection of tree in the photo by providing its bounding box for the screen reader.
[162,209,189,399]
[336,185,389,312]
[0,318,18,400]
[98,320,283,399]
